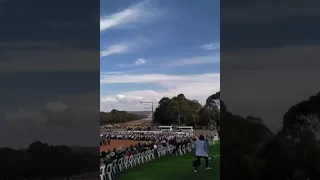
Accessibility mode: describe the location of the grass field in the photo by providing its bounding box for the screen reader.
[116,142,220,180]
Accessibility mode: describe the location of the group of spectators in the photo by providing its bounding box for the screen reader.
[100,131,215,167]
[100,136,111,146]
[101,131,193,140]
[103,124,122,129]
[100,141,154,167]
[102,122,150,130]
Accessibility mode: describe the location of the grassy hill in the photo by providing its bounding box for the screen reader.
[100,110,148,125]
[127,111,152,116]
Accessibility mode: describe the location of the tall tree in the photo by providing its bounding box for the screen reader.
[154,94,204,126]
[200,91,221,129]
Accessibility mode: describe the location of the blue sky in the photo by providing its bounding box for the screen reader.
[100,0,220,111]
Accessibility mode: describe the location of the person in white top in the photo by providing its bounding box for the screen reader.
[193,135,211,172]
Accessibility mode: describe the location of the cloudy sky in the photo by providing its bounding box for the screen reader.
[100,0,220,112]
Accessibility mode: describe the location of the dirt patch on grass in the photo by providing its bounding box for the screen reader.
[100,140,141,152]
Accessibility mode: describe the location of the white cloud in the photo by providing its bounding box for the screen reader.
[100,73,220,111]
[201,42,220,51]
[101,73,218,84]
[134,58,147,65]
[100,71,123,75]
[117,94,126,99]
[100,43,131,58]
[167,54,220,67]
[101,54,220,74]
[115,58,148,67]
[136,36,153,45]
[100,37,152,59]
[101,97,118,103]
[100,0,160,32]
[117,93,145,102]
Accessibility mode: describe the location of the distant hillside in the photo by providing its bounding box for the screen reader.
[127,118,152,124]
[127,111,151,116]
[100,109,147,125]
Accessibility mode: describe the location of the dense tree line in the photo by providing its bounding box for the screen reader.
[100,109,144,125]
[153,93,220,127]
[204,91,220,132]
[0,141,99,179]
[222,92,320,180]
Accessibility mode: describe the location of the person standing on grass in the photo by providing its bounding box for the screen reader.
[193,134,211,172]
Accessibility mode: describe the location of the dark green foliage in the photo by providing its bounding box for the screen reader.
[153,93,220,127]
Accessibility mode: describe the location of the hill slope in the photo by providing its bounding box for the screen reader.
[100,109,147,125]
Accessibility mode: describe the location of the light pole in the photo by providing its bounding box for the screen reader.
[140,101,154,127]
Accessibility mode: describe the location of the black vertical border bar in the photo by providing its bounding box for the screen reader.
[221,1,320,180]
[0,0,100,179]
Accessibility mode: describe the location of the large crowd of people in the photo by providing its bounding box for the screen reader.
[100,131,194,141]
[102,121,151,130]
[100,131,215,167]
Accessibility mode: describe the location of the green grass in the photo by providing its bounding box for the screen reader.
[116,142,220,180]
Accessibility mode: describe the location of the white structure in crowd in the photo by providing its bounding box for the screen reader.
[158,126,173,132]
[177,126,194,132]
